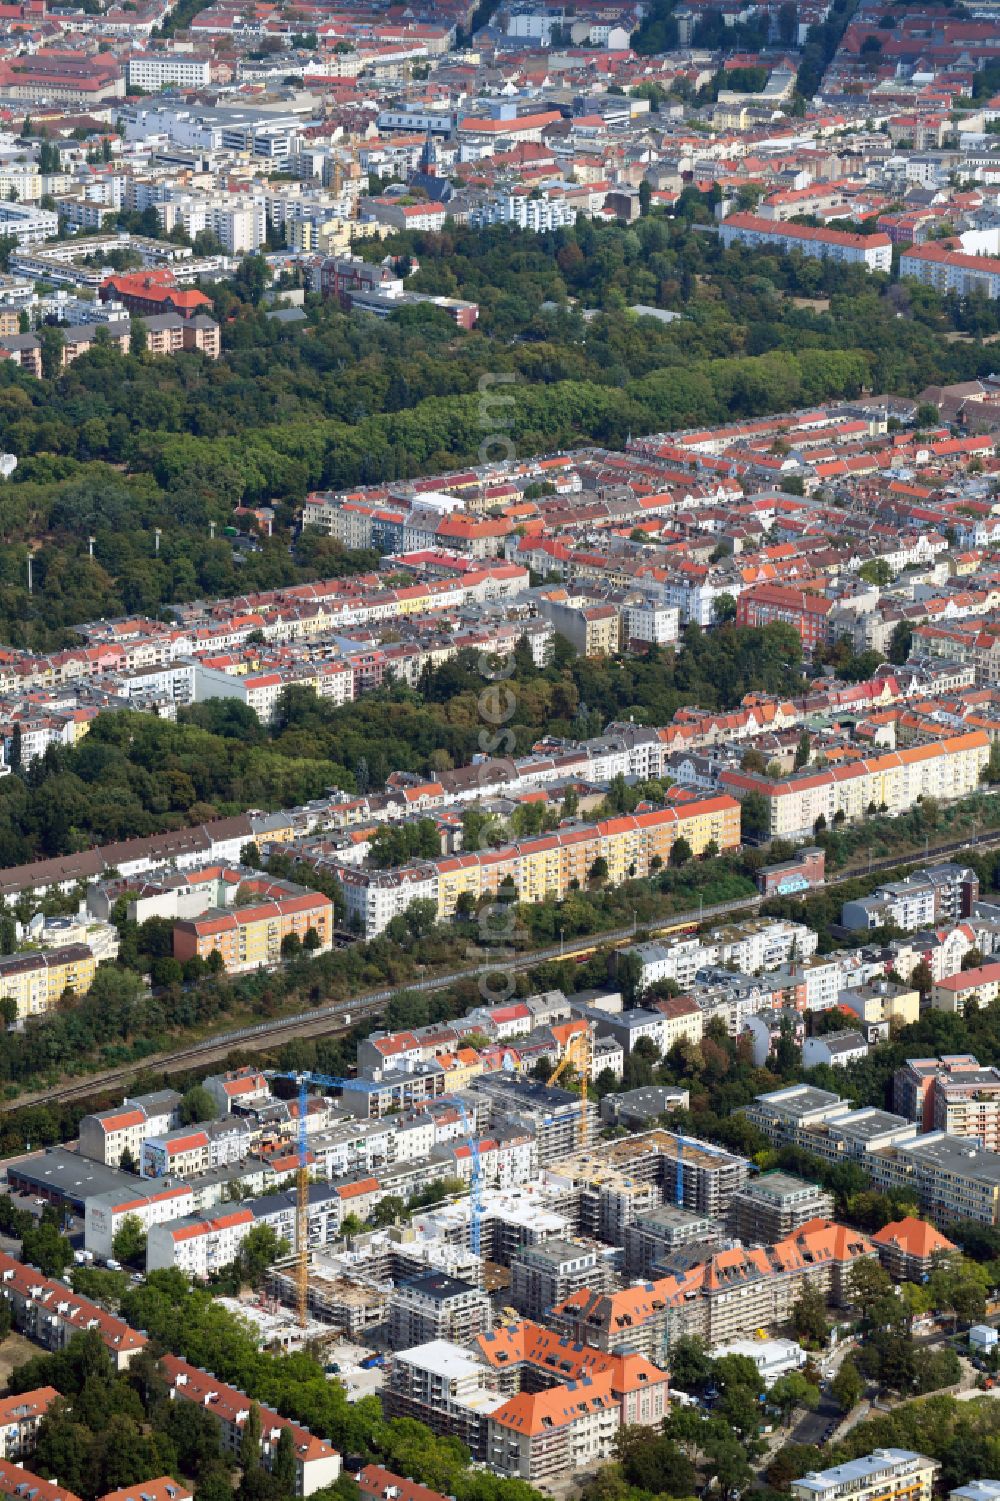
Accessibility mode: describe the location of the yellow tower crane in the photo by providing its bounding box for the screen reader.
[546,1028,592,1148]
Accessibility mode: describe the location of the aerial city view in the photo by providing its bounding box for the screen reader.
[9,7,1000,1501]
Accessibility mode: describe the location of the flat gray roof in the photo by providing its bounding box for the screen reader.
[792,1450,934,1494]
[7,1148,131,1207]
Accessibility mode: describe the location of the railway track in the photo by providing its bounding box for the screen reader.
[10,824,1000,1115]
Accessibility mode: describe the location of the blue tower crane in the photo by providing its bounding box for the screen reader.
[452,1098,484,1258]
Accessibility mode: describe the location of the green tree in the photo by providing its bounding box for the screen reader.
[670,836,693,867]
[112,1213,147,1269]
[196,1465,234,1501]
[39,325,65,379]
[830,1357,863,1413]
[235,1225,288,1289]
[272,1425,296,1496]
[240,1401,262,1471]
[770,1371,819,1426]
[663,1335,713,1394]
[740,791,771,840]
[21,1220,72,1278]
[888,619,913,665]
[858,559,891,586]
[791,1282,830,1346]
[179,1084,218,1125]
[910,959,934,997]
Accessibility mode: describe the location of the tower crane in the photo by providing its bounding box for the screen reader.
[452,1098,484,1258]
[546,1028,591,1150]
[266,1071,355,1327]
[669,1130,734,1207]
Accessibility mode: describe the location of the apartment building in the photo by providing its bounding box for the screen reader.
[359,197,447,233]
[0,1461,80,1501]
[486,1374,620,1483]
[839,980,920,1033]
[627,918,816,994]
[727,1173,835,1246]
[744,1087,917,1166]
[550,1131,749,1237]
[79,1089,181,1167]
[842,864,978,932]
[192,660,353,724]
[0,1389,59,1460]
[867,1132,1000,1227]
[85,1183,195,1262]
[205,1068,272,1117]
[146,1208,256,1278]
[0,1252,146,1370]
[0,1464,183,1501]
[250,1182,352,1256]
[551,1219,875,1356]
[359,1470,448,1501]
[383,1341,502,1459]
[471,1077,596,1165]
[719,213,893,271]
[100,1482,191,1501]
[173,889,333,973]
[0,943,97,1020]
[388,1274,493,1348]
[932,961,1000,1015]
[951,1484,1000,1501]
[141,313,221,359]
[922,1065,1000,1149]
[871,1217,957,1282]
[721,731,990,841]
[623,1206,720,1279]
[0,51,124,106]
[802,1031,869,1070]
[509,1240,608,1321]
[161,1356,341,1496]
[127,54,212,90]
[340,795,740,937]
[60,321,130,368]
[790,1451,938,1501]
[736,585,834,650]
[475,1322,668,1481]
[336,1066,448,1121]
[901,243,1000,298]
[533,595,621,656]
[892,1056,983,1127]
[141,1118,252,1179]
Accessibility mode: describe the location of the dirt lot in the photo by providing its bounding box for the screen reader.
[945,330,1000,343]
[790,296,831,311]
[0,1332,39,1386]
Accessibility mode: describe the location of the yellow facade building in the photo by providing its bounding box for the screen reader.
[0,942,97,1020]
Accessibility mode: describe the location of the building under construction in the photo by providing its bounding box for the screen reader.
[544,1130,750,1240]
[388,1272,493,1347]
[470,1076,596,1165]
[268,1250,391,1336]
[413,1183,572,1265]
